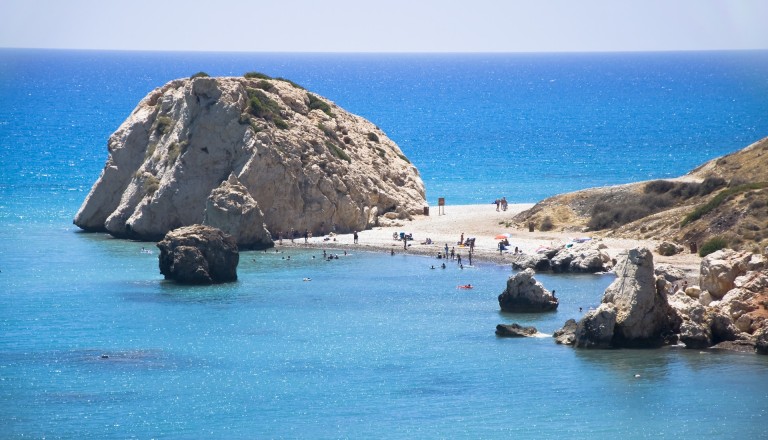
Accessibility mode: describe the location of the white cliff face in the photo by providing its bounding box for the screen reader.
[74,76,426,243]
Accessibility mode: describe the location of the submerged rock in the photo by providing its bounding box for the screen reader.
[498,268,558,312]
[495,323,538,338]
[157,224,238,284]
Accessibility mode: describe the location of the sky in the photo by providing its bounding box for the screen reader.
[1,0,766,53]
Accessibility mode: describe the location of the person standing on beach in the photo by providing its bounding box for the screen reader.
[450,247,455,260]
[459,233,464,245]
[304,230,309,243]
[444,243,449,257]
[353,231,359,244]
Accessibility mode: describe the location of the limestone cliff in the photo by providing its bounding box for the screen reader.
[74,75,426,244]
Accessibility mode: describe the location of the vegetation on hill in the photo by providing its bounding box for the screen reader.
[513,137,768,253]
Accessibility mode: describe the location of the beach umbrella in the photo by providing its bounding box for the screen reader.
[495,233,512,239]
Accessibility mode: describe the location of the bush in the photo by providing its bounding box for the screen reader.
[143,175,160,195]
[681,182,768,227]
[244,71,272,79]
[275,77,304,89]
[254,80,276,92]
[699,236,728,257]
[587,193,674,230]
[308,94,334,117]
[246,88,286,128]
[155,116,173,134]
[190,71,210,79]
[540,216,554,232]
[326,141,351,163]
[317,123,339,142]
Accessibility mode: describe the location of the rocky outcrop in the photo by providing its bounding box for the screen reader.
[699,249,756,299]
[202,173,273,249]
[74,76,426,242]
[555,247,679,348]
[553,319,577,345]
[498,268,558,312]
[510,241,612,273]
[156,224,238,284]
[495,323,538,337]
[657,241,684,256]
[573,304,617,348]
[602,247,680,346]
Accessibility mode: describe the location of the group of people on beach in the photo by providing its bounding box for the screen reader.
[494,197,508,211]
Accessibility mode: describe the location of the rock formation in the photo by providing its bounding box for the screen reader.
[203,173,273,249]
[573,304,617,348]
[673,249,768,352]
[498,268,558,312]
[156,224,238,284]
[509,240,613,274]
[74,76,426,245]
[602,247,680,346]
[554,246,768,354]
[554,247,680,348]
[495,323,539,338]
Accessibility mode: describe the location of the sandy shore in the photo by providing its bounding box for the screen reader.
[278,204,702,279]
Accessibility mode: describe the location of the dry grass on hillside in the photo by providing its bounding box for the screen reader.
[514,137,768,254]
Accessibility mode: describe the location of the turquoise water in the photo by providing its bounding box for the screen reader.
[1,50,768,438]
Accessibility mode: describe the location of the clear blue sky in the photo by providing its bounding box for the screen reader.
[1,0,766,52]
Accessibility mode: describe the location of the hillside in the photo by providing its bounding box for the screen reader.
[513,136,768,255]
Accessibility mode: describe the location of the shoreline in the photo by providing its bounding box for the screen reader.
[272,203,703,278]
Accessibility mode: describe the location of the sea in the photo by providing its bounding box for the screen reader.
[1,49,767,439]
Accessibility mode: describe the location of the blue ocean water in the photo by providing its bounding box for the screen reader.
[1,49,767,438]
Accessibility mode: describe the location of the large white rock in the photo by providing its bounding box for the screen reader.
[74,76,426,241]
[601,247,679,345]
[699,249,753,299]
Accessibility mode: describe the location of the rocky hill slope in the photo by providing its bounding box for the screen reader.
[514,136,768,254]
[74,74,426,247]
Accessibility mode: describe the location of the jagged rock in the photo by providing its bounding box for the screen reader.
[655,263,687,284]
[755,328,768,355]
[550,241,613,273]
[203,173,273,249]
[679,320,712,349]
[657,241,684,256]
[156,224,238,284]
[498,268,558,312]
[718,288,758,322]
[495,323,538,337]
[685,285,702,299]
[553,319,577,345]
[509,241,612,273]
[601,247,680,346]
[710,339,756,353]
[574,304,617,348]
[74,76,426,241]
[699,249,753,299]
[709,311,742,344]
[509,253,550,271]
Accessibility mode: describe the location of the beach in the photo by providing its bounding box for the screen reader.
[284,203,703,277]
